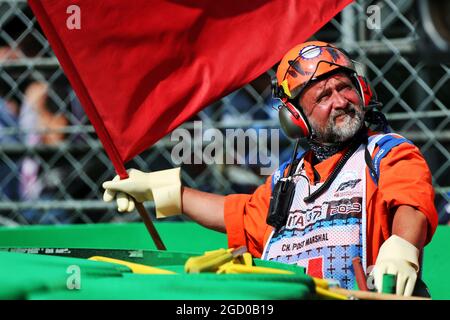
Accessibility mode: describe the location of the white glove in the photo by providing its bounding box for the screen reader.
[372,235,420,296]
[102,168,182,218]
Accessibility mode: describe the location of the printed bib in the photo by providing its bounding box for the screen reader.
[262,144,368,289]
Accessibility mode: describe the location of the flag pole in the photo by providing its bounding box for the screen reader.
[135,202,167,250]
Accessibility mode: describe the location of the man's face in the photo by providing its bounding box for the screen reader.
[298,73,364,144]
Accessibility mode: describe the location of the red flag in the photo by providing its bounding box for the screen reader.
[28,0,352,177]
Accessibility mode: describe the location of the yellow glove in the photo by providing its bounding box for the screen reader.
[372,235,420,296]
[102,168,181,218]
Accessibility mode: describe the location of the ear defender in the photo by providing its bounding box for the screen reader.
[355,75,374,109]
[278,101,311,139]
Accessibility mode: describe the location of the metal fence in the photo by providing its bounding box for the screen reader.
[0,0,449,226]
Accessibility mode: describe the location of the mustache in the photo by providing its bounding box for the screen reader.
[331,104,359,121]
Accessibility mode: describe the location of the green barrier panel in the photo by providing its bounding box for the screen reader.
[0,222,227,252]
[422,226,450,300]
[29,273,314,300]
[0,250,314,300]
[0,222,449,299]
[0,222,315,300]
[0,251,130,300]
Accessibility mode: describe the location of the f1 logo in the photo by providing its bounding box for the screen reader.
[336,179,361,192]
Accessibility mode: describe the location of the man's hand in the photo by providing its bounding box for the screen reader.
[102,168,182,218]
[372,235,420,296]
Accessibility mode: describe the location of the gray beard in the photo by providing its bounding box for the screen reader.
[309,104,365,144]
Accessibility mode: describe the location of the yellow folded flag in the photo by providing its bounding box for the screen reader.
[88,256,176,274]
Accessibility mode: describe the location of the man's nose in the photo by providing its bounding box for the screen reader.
[330,90,348,110]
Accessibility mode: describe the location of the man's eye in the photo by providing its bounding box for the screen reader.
[317,95,329,103]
